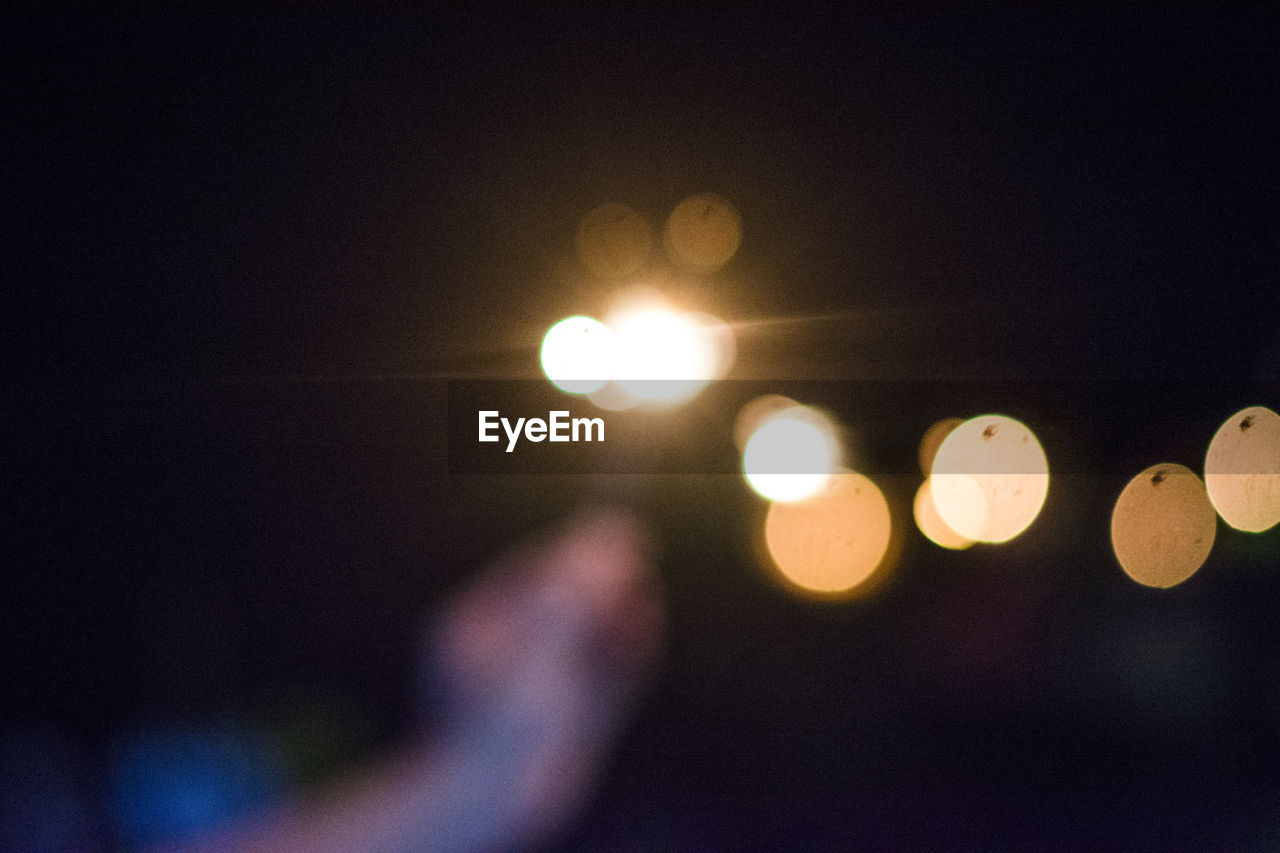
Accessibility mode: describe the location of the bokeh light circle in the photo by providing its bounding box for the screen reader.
[539,316,615,394]
[733,395,799,452]
[930,414,1049,543]
[663,193,742,272]
[913,478,976,550]
[1111,463,1217,588]
[1204,405,1280,533]
[743,406,840,502]
[764,468,892,596]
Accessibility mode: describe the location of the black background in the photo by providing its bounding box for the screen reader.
[5,7,1279,849]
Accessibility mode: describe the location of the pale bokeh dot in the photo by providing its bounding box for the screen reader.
[765,468,892,596]
[1111,463,1217,589]
[1204,405,1280,533]
[539,316,615,394]
[575,203,651,279]
[663,193,742,272]
[930,414,1049,543]
[742,407,840,503]
[913,478,976,550]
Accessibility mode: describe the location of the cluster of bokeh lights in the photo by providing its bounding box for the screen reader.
[541,195,1278,600]
[541,195,740,410]
[1111,405,1280,588]
[540,299,734,409]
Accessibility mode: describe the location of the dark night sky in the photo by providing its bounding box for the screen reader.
[4,8,1280,849]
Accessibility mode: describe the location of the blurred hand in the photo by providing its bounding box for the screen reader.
[427,506,665,843]
[186,507,663,852]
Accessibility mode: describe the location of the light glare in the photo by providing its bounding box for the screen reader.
[612,309,719,403]
[540,316,615,394]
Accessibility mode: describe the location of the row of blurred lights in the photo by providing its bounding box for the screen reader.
[539,197,1278,600]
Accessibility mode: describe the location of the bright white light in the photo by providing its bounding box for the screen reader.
[612,308,719,403]
[742,407,841,502]
[540,316,616,394]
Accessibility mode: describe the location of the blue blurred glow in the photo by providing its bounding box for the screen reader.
[109,721,283,849]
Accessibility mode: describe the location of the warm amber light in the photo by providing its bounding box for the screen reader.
[913,478,976,550]
[930,414,1049,543]
[539,316,615,394]
[663,193,742,272]
[1111,463,1217,588]
[764,468,892,596]
[575,202,651,279]
[1204,405,1280,533]
[742,406,841,502]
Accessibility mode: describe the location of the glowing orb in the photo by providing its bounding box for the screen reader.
[539,316,615,394]
[612,308,719,403]
[913,478,976,550]
[1204,405,1280,533]
[575,203,651,279]
[930,414,1049,543]
[733,394,799,452]
[1111,463,1217,588]
[765,468,892,596]
[743,406,840,502]
[663,193,742,272]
